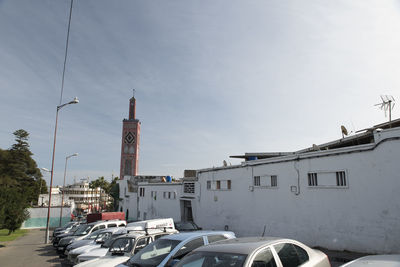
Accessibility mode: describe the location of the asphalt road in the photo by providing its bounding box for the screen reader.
[0,228,363,267]
[0,229,66,267]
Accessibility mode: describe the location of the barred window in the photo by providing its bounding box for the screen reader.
[336,171,347,186]
[254,176,261,186]
[308,173,318,186]
[271,175,277,187]
[184,182,195,194]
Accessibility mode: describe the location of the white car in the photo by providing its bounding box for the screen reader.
[173,237,330,267]
[76,218,178,267]
[341,255,400,267]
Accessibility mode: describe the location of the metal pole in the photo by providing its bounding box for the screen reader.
[45,108,59,244]
[59,156,69,227]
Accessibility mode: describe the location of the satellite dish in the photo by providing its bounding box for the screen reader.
[312,144,320,151]
[223,160,228,167]
[341,125,348,138]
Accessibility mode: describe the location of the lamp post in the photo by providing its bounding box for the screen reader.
[45,97,79,244]
[59,153,78,227]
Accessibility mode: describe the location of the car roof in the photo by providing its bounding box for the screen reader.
[159,231,234,241]
[344,255,400,267]
[192,237,295,254]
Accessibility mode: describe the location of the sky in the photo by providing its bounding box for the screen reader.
[0,0,399,186]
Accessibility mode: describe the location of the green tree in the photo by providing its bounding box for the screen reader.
[0,129,44,233]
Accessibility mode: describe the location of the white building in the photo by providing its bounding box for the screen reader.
[61,180,110,214]
[118,175,175,221]
[119,119,400,253]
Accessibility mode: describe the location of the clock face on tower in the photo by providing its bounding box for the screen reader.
[124,132,135,144]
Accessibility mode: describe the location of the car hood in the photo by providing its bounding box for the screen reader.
[57,232,74,238]
[69,239,93,250]
[71,244,101,255]
[79,247,109,258]
[76,256,129,267]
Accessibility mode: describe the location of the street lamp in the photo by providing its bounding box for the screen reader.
[45,97,79,244]
[59,153,78,227]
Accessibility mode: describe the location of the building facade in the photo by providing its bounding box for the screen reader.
[118,119,400,254]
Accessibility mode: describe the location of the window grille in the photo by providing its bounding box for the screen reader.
[184,182,195,194]
[308,173,318,186]
[336,171,347,186]
[254,176,261,186]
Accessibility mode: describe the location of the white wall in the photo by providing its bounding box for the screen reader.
[137,183,182,222]
[193,128,400,254]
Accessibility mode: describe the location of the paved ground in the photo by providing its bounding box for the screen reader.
[0,229,65,267]
[0,228,368,267]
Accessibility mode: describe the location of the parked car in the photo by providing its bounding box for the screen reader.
[53,221,81,237]
[121,231,236,267]
[57,220,126,255]
[341,255,400,267]
[53,224,83,246]
[174,221,202,232]
[66,227,128,264]
[174,236,330,267]
[74,232,128,264]
[75,228,178,266]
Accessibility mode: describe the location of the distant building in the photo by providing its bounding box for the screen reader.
[59,180,110,214]
[120,95,141,180]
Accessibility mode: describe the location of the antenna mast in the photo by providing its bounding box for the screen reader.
[375,95,395,122]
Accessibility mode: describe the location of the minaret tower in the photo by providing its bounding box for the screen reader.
[120,92,141,179]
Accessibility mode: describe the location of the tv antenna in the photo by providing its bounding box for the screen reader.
[375,95,395,122]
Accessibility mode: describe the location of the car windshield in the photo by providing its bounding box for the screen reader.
[63,222,75,229]
[83,230,102,240]
[174,251,247,267]
[128,238,180,267]
[102,233,124,248]
[109,237,134,255]
[74,225,93,236]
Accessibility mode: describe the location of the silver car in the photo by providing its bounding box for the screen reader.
[174,237,330,267]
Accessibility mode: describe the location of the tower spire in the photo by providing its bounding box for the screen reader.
[129,90,136,120]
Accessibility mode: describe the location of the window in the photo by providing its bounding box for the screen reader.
[184,182,195,194]
[216,181,221,190]
[271,175,277,187]
[108,223,117,228]
[254,175,277,188]
[134,237,151,254]
[227,180,231,190]
[308,171,348,188]
[168,192,171,199]
[308,173,318,186]
[274,243,309,267]
[207,181,211,190]
[139,187,145,197]
[163,192,167,199]
[336,171,347,186]
[110,238,134,254]
[173,238,205,260]
[251,247,277,267]
[207,235,228,244]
